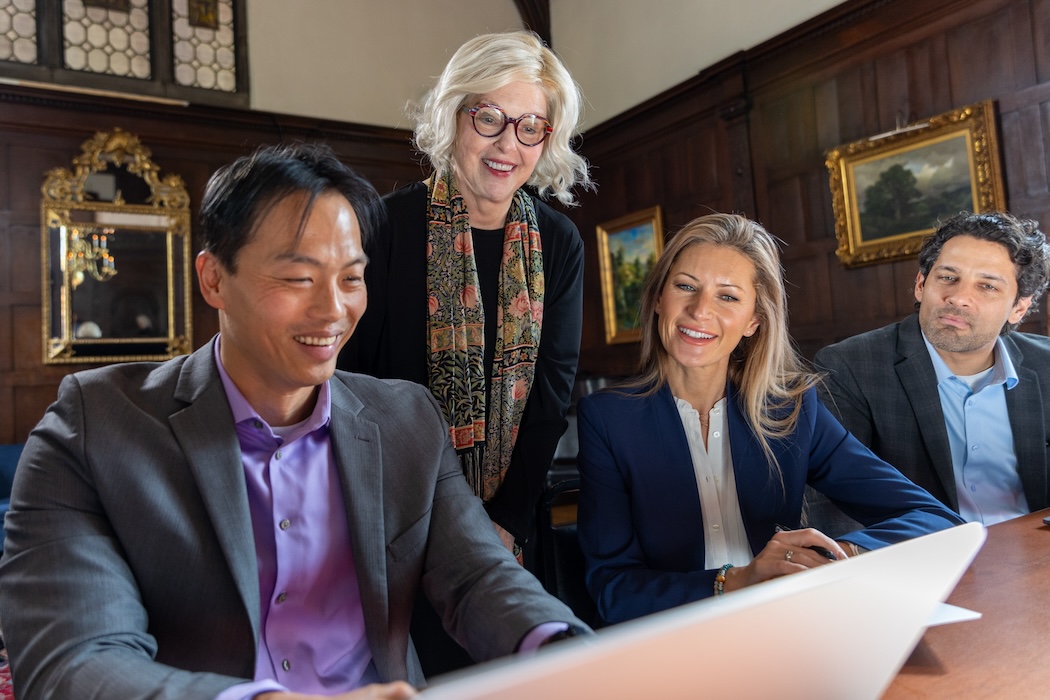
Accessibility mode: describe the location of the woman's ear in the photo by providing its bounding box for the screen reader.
[744,315,759,337]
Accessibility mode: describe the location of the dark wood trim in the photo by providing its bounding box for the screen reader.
[514,0,551,46]
[581,52,750,149]
[744,0,1018,90]
[0,82,412,148]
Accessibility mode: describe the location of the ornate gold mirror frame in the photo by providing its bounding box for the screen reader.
[41,128,193,364]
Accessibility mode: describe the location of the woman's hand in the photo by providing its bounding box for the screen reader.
[492,521,524,564]
[492,521,516,553]
[257,682,418,700]
[723,527,847,592]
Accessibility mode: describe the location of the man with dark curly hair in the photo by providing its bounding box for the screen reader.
[812,212,1050,531]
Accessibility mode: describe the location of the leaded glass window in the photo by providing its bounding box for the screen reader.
[0,0,246,107]
[172,0,235,92]
[0,0,36,65]
[64,0,151,78]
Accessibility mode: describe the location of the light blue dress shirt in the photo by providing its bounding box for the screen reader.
[923,333,1029,525]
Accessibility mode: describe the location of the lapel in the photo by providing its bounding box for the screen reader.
[724,384,789,555]
[895,315,958,508]
[168,339,261,642]
[1002,338,1049,510]
[642,387,708,565]
[328,377,392,676]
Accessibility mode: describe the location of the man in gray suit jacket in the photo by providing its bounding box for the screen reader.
[0,144,585,700]
[812,212,1050,535]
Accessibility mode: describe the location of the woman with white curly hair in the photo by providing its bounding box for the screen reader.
[339,30,593,676]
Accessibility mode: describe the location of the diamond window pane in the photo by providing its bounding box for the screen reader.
[63,0,150,78]
[172,0,235,92]
[0,0,38,65]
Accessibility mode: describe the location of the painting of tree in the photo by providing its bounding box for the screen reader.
[597,207,664,343]
[854,134,975,241]
[827,100,1005,267]
[607,227,658,333]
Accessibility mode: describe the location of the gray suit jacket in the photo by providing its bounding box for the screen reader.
[812,314,1050,528]
[0,339,581,699]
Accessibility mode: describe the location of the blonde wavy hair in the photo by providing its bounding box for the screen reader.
[411,30,592,206]
[631,213,818,473]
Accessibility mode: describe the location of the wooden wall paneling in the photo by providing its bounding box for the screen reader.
[784,252,832,326]
[944,1,1038,105]
[873,49,911,127]
[1036,0,1050,83]
[13,384,63,443]
[905,36,953,120]
[0,303,9,375]
[999,81,1050,216]
[764,176,809,247]
[746,0,1014,95]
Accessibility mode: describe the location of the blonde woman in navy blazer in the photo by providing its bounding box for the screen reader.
[577,214,963,625]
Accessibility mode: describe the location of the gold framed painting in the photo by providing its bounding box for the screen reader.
[826,99,1006,267]
[596,206,664,344]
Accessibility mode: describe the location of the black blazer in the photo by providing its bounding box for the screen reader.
[814,313,1050,514]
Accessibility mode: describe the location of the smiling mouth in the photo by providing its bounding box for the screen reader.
[483,159,514,172]
[678,326,715,339]
[295,334,339,347]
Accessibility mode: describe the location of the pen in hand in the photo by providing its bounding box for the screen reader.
[774,524,839,561]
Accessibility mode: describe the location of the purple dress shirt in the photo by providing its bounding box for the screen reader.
[210,339,564,699]
[213,340,377,700]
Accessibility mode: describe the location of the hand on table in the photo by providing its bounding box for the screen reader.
[723,527,846,592]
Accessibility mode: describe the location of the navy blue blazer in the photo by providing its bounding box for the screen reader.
[576,382,963,624]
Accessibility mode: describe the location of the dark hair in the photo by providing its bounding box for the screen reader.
[917,212,1050,326]
[199,142,379,272]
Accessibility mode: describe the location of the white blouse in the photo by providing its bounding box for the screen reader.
[673,396,753,569]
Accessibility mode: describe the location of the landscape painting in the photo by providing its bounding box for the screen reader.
[596,206,664,344]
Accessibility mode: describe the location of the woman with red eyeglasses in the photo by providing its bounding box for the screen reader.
[337,30,593,677]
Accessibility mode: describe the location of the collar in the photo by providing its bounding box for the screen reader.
[921,331,1018,391]
[213,335,332,435]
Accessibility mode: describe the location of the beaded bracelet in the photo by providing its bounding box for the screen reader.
[714,563,733,596]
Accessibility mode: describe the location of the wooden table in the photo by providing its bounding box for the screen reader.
[883,509,1050,698]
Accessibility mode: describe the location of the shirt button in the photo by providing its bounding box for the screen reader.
[713,431,720,438]
[712,524,721,531]
[275,450,282,460]
[971,445,979,451]
[253,420,263,429]
[276,592,287,604]
[971,484,978,492]
[282,659,291,671]
[280,518,291,530]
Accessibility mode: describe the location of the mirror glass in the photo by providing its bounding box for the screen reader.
[41,129,192,364]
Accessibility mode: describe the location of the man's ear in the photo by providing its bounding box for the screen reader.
[913,271,926,303]
[1008,295,1034,326]
[196,251,226,311]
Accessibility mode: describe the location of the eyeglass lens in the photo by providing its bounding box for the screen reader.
[470,105,550,146]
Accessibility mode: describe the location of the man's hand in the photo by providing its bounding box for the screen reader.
[257,681,417,699]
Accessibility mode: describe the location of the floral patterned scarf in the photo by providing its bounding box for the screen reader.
[426,172,544,501]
